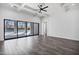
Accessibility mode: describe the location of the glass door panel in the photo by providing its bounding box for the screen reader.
[34,23,39,35]
[18,21,26,37]
[5,19,17,39]
[27,22,34,36]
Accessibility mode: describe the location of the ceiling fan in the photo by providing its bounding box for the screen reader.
[38,4,48,13]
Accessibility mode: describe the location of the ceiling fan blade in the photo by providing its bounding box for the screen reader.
[42,6,48,9]
[42,9,47,12]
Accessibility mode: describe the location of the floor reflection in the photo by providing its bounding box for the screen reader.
[0,41,4,55]
[3,36,38,55]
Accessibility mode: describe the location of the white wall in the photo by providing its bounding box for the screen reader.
[0,3,40,41]
[47,3,79,41]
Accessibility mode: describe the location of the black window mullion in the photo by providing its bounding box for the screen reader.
[32,22,34,36]
[38,23,39,35]
[17,20,18,38]
[26,22,27,37]
[4,19,5,40]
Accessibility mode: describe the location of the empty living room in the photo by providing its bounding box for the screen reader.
[0,1,79,59]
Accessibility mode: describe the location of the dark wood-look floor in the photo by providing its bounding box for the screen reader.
[0,35,79,55]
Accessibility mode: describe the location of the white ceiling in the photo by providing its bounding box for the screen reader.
[25,3,39,9]
[8,3,79,18]
[8,3,49,17]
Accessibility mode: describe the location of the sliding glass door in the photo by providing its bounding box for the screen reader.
[18,21,26,37]
[27,22,34,36]
[4,19,39,40]
[4,19,17,39]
